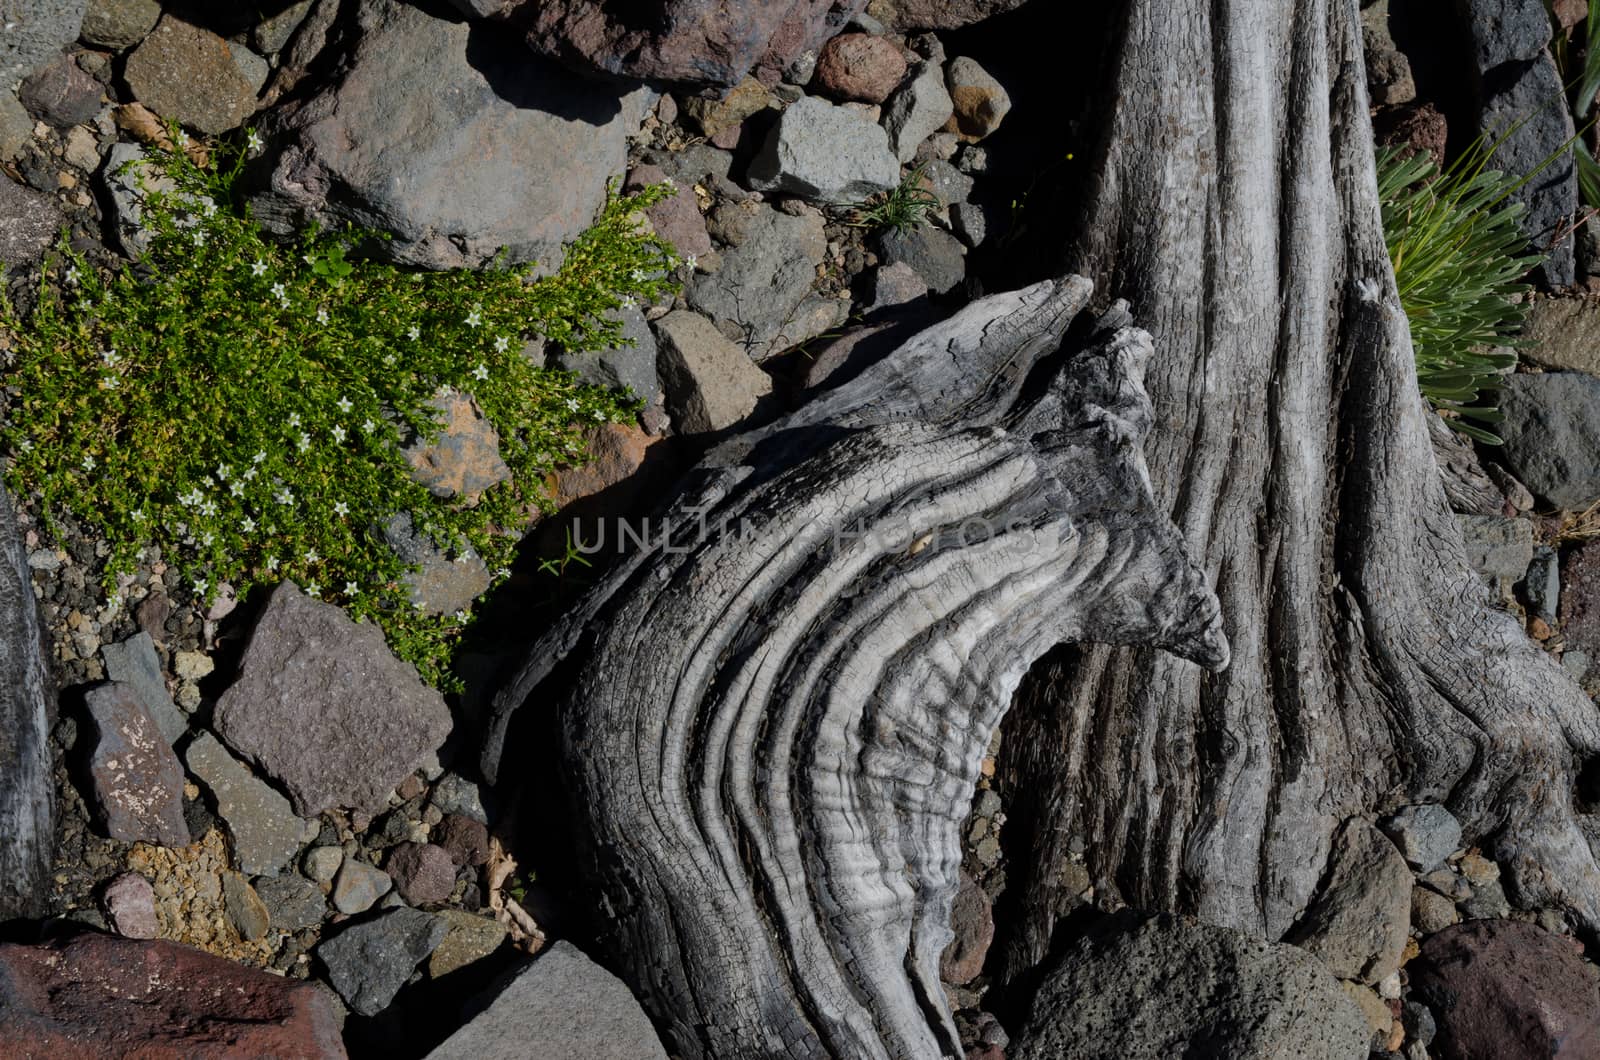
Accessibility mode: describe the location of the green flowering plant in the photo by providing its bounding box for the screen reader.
[0,128,684,686]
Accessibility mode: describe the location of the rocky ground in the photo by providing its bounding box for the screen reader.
[0,0,1599,1058]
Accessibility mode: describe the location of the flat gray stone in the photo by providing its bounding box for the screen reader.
[685,206,828,357]
[1459,0,1552,70]
[381,512,491,618]
[545,306,661,407]
[255,873,327,932]
[0,176,60,266]
[80,0,161,50]
[653,310,774,433]
[222,872,270,941]
[1497,372,1600,509]
[1012,912,1371,1060]
[1381,804,1463,872]
[0,0,88,91]
[1477,53,1576,285]
[882,59,954,163]
[1285,819,1412,984]
[100,633,184,745]
[876,224,966,295]
[1455,514,1534,581]
[18,54,102,128]
[332,857,391,915]
[251,0,314,56]
[318,907,446,1017]
[0,91,31,162]
[213,581,452,817]
[124,16,263,134]
[746,95,900,202]
[84,683,188,848]
[425,941,668,1059]
[251,0,652,271]
[185,732,307,876]
[102,141,207,258]
[1524,545,1560,623]
[1521,296,1600,374]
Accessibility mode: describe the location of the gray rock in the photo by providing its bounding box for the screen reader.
[0,0,87,91]
[251,0,652,271]
[1478,54,1577,286]
[1564,648,1591,679]
[1520,296,1600,374]
[1380,804,1463,872]
[222,872,270,941]
[332,857,391,915]
[1459,0,1552,70]
[124,16,263,134]
[212,581,452,817]
[950,201,993,247]
[653,310,774,433]
[1497,372,1600,509]
[876,224,966,295]
[767,294,848,356]
[1413,884,1461,935]
[1361,0,1416,106]
[100,872,160,938]
[0,91,30,162]
[425,940,669,1059]
[18,54,102,128]
[1011,912,1371,1060]
[256,873,327,932]
[919,158,973,209]
[945,56,1011,142]
[0,176,60,266]
[643,144,741,202]
[318,907,446,1017]
[102,141,206,258]
[686,206,827,356]
[251,0,314,57]
[445,0,505,15]
[0,486,53,921]
[380,512,491,618]
[545,306,661,405]
[1455,514,1534,581]
[1524,544,1559,623]
[867,261,928,311]
[746,96,900,202]
[1285,819,1411,984]
[428,773,487,824]
[402,389,512,501]
[80,0,160,50]
[302,845,343,884]
[428,908,508,978]
[882,59,954,163]
[100,633,184,746]
[185,732,307,876]
[85,683,188,847]
[1460,877,1513,920]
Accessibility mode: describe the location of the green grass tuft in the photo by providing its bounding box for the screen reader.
[843,162,943,233]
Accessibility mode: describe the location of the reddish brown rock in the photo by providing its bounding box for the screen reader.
[0,933,347,1058]
[434,813,491,868]
[124,16,264,135]
[549,423,656,509]
[1561,540,1600,661]
[940,871,994,985]
[403,389,512,501]
[1410,921,1600,1060]
[626,163,712,259]
[387,842,457,906]
[84,682,189,848]
[100,873,160,939]
[813,33,908,104]
[878,0,1031,30]
[497,0,867,89]
[1374,102,1448,169]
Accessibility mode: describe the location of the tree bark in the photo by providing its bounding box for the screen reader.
[484,0,1600,1055]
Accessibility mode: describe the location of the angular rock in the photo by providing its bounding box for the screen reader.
[1380,804,1462,872]
[386,842,455,907]
[1561,539,1600,660]
[17,54,101,128]
[252,0,652,271]
[686,206,828,355]
[1340,980,1396,1052]
[944,56,1010,142]
[653,310,775,433]
[222,872,270,941]
[1460,877,1512,920]
[1520,296,1600,375]
[1497,372,1600,509]
[212,581,453,816]
[429,773,488,824]
[80,0,161,50]
[548,423,657,510]
[867,261,928,311]
[0,0,88,90]
[303,844,343,883]
[101,632,184,745]
[1524,544,1560,623]
[0,486,53,921]
[879,0,1030,29]
[883,58,955,163]
[1412,884,1461,935]
[1011,912,1371,1060]
[124,16,264,134]
[1361,0,1416,106]
[252,0,315,56]
[1411,921,1600,1060]
[1284,819,1411,984]
[0,91,30,162]
[102,141,208,258]
[381,512,492,618]
[0,933,346,1057]
[100,872,160,939]
[332,857,392,915]
[545,305,664,404]
[1477,53,1577,286]
[428,908,507,978]
[1455,514,1534,581]
[681,77,773,139]
[256,873,327,932]
[0,176,61,266]
[185,732,306,876]
[876,224,966,295]
[1459,0,1552,69]
[747,95,900,202]
[403,389,512,501]
[813,32,907,104]
[496,0,867,90]
[939,871,993,985]
[425,940,669,1059]
[950,201,994,247]
[84,682,188,848]
[1375,101,1449,168]
[626,165,712,260]
[434,813,491,868]
[318,907,447,1017]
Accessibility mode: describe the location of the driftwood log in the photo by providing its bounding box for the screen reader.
[484,0,1600,1055]
[0,486,54,921]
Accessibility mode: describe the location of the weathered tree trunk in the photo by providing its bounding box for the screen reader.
[483,0,1600,1055]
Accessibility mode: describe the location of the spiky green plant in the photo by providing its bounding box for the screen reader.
[844,163,943,232]
[1377,144,1538,444]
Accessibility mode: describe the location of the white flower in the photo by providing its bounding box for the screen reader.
[494,567,511,580]
[198,531,214,547]
[663,176,676,189]
[454,610,468,626]
[619,296,637,310]
[179,487,203,508]
[101,348,120,366]
[174,129,188,147]
[630,268,647,283]
[246,130,264,153]
[472,364,489,381]
[382,353,396,367]
[406,325,420,341]
[199,499,218,517]
[336,396,353,413]
[265,555,279,571]
[98,375,118,390]
[315,308,328,325]
[344,581,358,596]
[275,488,293,505]
[253,450,267,464]
[230,481,244,497]
[683,254,697,270]
[361,418,376,434]
[201,198,217,218]
[242,467,257,481]
[64,266,80,286]
[331,424,346,443]
[332,501,348,517]
[591,408,606,421]
[192,577,208,597]
[131,509,144,522]
[303,548,319,564]
[270,282,287,300]
[296,432,311,452]
[216,463,231,481]
[241,516,256,533]
[16,439,32,454]
[81,454,95,471]
[565,398,579,412]
[305,582,320,598]
[465,305,482,328]
[287,413,301,428]
[192,231,207,248]
[251,260,267,277]
[493,335,509,353]
[304,253,316,265]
